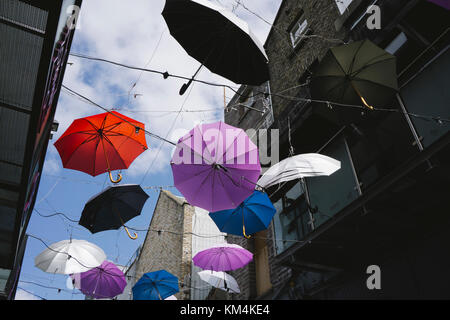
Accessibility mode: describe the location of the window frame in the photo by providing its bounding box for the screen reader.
[288,13,309,48]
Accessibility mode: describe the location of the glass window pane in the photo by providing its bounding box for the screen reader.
[272,183,311,255]
[401,49,450,147]
[306,136,360,228]
[284,182,303,207]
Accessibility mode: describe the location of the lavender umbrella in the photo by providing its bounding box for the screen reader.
[171,121,261,212]
[72,260,127,299]
[192,244,253,271]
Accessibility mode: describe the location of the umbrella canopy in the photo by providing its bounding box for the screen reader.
[79,184,149,239]
[209,191,276,238]
[257,153,341,189]
[72,260,127,299]
[54,111,148,183]
[171,121,261,212]
[198,270,240,293]
[311,40,398,125]
[192,243,253,271]
[162,0,269,85]
[132,270,179,300]
[34,239,106,275]
[165,295,178,300]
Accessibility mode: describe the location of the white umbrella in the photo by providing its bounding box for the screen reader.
[198,270,240,294]
[34,239,106,275]
[165,295,178,300]
[257,153,341,189]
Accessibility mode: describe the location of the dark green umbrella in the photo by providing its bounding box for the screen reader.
[310,40,398,125]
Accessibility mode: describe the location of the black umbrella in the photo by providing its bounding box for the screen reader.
[310,40,398,125]
[79,184,149,240]
[162,0,270,94]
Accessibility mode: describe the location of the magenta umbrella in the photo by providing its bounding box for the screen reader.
[72,260,127,299]
[171,121,261,212]
[192,244,253,271]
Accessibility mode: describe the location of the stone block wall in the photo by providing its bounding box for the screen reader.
[133,190,193,300]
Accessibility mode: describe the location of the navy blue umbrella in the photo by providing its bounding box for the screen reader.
[132,270,179,300]
[209,191,276,238]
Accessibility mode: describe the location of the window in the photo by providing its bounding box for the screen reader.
[272,182,312,255]
[385,32,408,54]
[400,49,450,148]
[335,0,355,15]
[289,14,309,48]
[306,136,360,228]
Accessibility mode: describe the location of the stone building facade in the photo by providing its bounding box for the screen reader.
[125,190,194,300]
[225,0,450,299]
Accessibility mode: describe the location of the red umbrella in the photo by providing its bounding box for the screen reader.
[54,111,148,183]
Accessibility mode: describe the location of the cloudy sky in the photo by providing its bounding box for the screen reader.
[18,0,282,300]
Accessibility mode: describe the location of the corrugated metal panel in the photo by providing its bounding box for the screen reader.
[0,205,15,233]
[0,108,29,184]
[0,22,44,110]
[0,189,19,204]
[0,0,48,33]
[0,205,14,267]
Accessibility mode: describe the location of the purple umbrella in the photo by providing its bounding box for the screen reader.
[427,0,449,10]
[192,243,253,271]
[171,121,261,212]
[72,260,127,299]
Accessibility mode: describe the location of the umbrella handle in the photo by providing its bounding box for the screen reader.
[124,226,138,240]
[179,64,203,95]
[358,94,374,110]
[109,171,123,184]
[179,79,193,96]
[243,225,251,239]
[351,82,374,110]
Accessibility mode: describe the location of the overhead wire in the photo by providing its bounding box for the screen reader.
[62,65,450,126]
[139,76,197,185]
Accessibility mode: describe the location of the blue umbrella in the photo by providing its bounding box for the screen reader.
[209,191,276,238]
[132,270,179,300]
